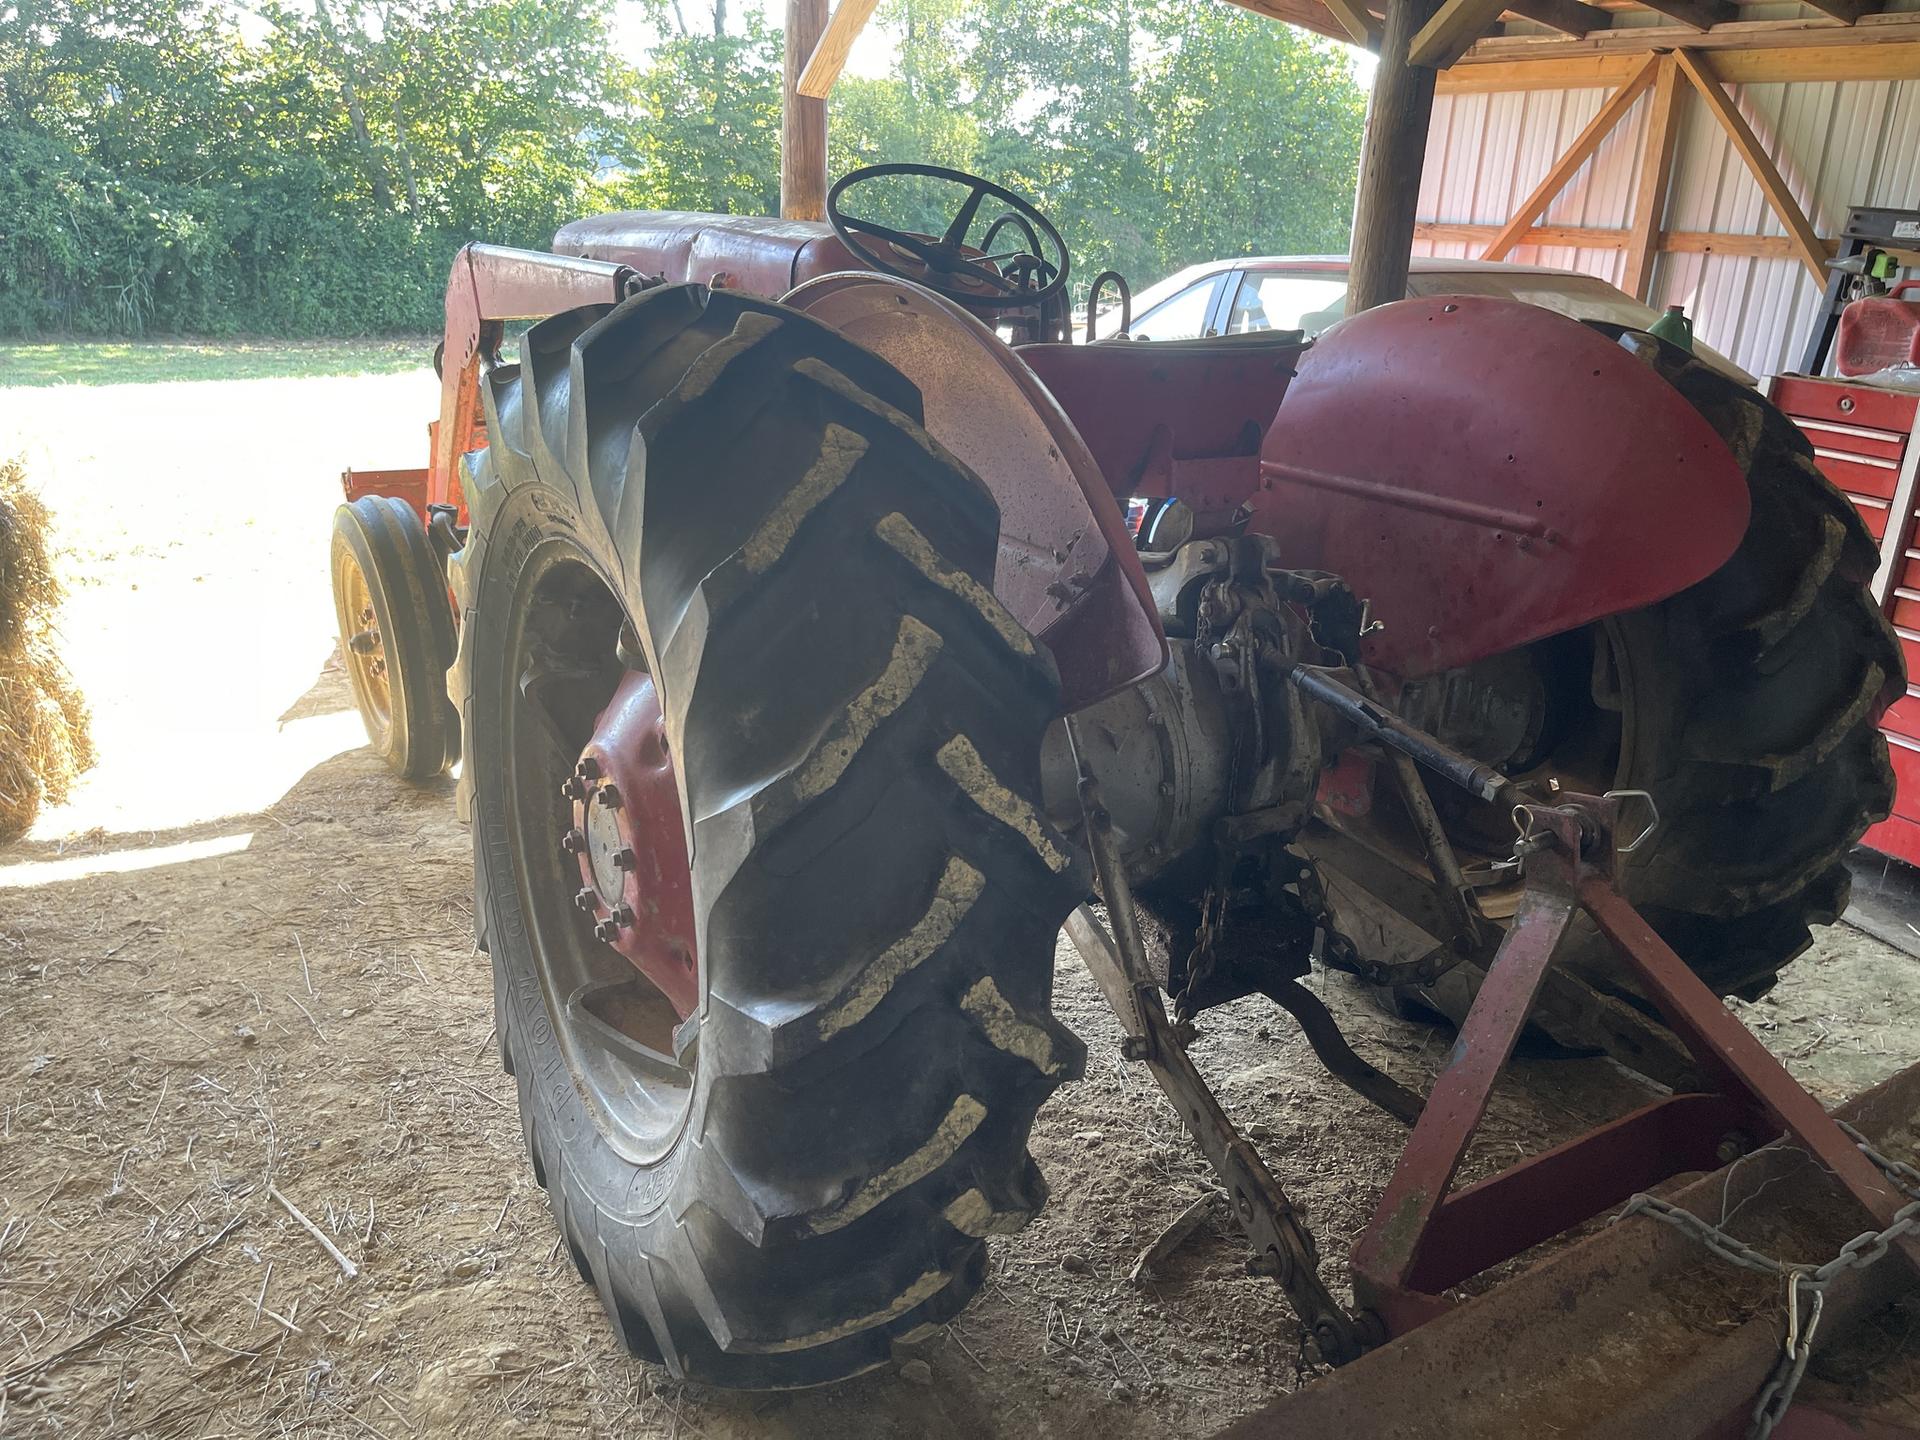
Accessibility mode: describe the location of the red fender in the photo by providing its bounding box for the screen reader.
[1252,298,1751,680]
[784,272,1167,713]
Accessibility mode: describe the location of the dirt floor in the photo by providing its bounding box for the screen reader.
[3,364,1920,1439]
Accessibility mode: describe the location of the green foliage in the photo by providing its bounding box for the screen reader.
[0,0,1366,336]
[0,0,623,334]
[614,20,784,214]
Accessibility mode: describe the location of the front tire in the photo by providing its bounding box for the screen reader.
[330,495,458,780]
[450,285,1086,1387]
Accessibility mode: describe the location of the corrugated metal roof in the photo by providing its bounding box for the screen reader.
[1412,72,1920,379]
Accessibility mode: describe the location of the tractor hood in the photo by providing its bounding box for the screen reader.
[555,210,866,299]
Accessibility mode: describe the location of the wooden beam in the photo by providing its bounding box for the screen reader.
[1350,0,1446,311]
[796,0,882,100]
[781,0,829,220]
[1672,48,1827,284]
[1416,221,1628,247]
[1480,53,1658,261]
[1663,229,1838,257]
[1323,0,1386,48]
[1221,0,1366,46]
[1412,0,1512,67]
[1415,221,1840,258]
[1632,0,1735,32]
[1797,0,1868,22]
[1503,0,1610,37]
[1437,53,1640,90]
[1450,14,1920,68]
[1621,54,1682,299]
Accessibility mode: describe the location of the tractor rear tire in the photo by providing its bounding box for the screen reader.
[1594,340,1902,998]
[1406,336,1901,1019]
[449,285,1086,1387]
[330,495,458,781]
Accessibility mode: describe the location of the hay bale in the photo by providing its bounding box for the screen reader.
[0,458,93,841]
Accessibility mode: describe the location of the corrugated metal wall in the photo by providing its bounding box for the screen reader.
[1411,72,1920,379]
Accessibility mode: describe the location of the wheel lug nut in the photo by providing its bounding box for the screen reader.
[593,918,621,943]
[610,904,635,927]
[560,827,586,855]
[573,887,597,913]
[598,785,623,809]
[613,847,635,871]
[575,756,601,781]
[560,776,587,802]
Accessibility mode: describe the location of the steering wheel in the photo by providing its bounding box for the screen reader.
[827,163,1070,311]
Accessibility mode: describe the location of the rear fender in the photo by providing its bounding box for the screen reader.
[1252,298,1750,680]
[783,272,1166,712]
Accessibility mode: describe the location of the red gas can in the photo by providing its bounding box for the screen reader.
[1836,280,1920,377]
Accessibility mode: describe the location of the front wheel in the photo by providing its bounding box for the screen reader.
[450,285,1086,1387]
[330,495,458,780]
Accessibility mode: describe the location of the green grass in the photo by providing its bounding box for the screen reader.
[0,337,436,387]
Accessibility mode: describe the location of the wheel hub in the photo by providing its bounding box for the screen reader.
[562,671,699,1018]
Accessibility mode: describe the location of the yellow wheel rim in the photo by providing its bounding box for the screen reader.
[341,554,393,733]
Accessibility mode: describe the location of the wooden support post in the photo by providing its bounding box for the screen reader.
[1480,53,1658,261]
[1673,48,1828,284]
[781,0,830,221]
[1349,0,1446,314]
[1621,54,1682,299]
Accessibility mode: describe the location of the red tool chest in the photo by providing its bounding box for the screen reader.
[1770,373,1920,866]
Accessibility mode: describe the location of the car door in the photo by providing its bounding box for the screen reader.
[1126,272,1230,341]
[1222,269,1353,337]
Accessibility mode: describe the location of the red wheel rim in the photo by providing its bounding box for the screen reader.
[562,671,699,1020]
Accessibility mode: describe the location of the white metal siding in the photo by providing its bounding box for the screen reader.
[1412,74,1920,379]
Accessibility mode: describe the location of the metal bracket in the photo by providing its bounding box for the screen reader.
[1348,789,1920,1339]
[1064,715,1380,1366]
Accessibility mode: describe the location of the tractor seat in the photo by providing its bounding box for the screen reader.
[554,211,867,302]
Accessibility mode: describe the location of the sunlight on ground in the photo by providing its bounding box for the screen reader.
[0,830,255,887]
[39,708,372,840]
[0,363,442,842]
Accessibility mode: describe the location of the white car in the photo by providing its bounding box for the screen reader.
[1106,255,1754,384]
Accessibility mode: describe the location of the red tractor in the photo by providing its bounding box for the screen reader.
[332,164,1903,1392]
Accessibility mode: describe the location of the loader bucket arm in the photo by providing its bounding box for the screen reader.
[1251,297,1751,680]
[428,244,647,520]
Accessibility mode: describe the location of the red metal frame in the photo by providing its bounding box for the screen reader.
[572,671,699,1019]
[1770,373,1920,868]
[341,244,643,524]
[341,466,430,515]
[1350,792,1920,1333]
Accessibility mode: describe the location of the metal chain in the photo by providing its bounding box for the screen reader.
[1611,1121,1920,1439]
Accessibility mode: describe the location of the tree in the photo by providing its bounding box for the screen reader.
[0,0,1367,335]
[611,11,783,216]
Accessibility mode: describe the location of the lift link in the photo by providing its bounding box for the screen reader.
[1065,715,1382,1367]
